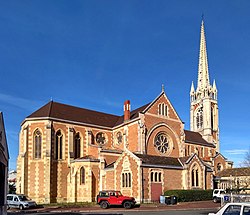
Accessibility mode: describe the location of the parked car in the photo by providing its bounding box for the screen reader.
[208,202,250,215]
[6,194,37,210]
[213,189,226,203]
[96,190,139,209]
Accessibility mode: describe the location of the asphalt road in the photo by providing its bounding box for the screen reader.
[7,208,218,215]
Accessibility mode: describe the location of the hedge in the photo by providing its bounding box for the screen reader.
[164,189,213,202]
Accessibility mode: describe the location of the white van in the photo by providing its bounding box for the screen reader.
[6,194,37,210]
[213,189,226,203]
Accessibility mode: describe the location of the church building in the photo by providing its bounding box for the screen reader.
[16,20,232,204]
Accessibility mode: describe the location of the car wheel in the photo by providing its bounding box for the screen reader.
[100,201,109,209]
[19,204,24,210]
[213,197,218,203]
[6,205,10,210]
[123,201,132,209]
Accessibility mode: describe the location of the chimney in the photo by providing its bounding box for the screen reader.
[124,100,131,121]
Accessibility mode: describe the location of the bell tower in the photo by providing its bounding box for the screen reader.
[190,19,219,152]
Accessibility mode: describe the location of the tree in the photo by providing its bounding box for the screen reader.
[242,147,250,167]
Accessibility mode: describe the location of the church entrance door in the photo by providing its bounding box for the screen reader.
[150,183,162,202]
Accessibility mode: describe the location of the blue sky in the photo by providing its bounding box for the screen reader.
[1,0,250,170]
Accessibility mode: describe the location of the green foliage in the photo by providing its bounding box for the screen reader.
[164,189,213,202]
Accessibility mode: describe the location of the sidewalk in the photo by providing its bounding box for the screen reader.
[10,201,221,213]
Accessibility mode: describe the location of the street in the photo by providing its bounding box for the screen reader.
[7,208,218,215]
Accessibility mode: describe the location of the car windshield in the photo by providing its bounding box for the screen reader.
[116,191,122,196]
[18,195,29,201]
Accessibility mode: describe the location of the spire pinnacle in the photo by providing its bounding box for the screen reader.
[213,79,217,91]
[161,84,165,92]
[190,81,195,94]
[197,19,210,91]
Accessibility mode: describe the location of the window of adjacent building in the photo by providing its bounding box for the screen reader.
[96,132,107,146]
[74,132,81,159]
[196,107,203,129]
[154,132,172,155]
[55,130,63,160]
[191,165,199,187]
[34,129,42,159]
[122,172,131,188]
[80,167,85,184]
[158,103,168,116]
[150,171,162,183]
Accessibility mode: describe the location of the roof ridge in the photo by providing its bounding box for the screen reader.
[52,101,120,117]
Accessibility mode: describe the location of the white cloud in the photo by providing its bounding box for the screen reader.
[0,92,42,111]
[223,149,248,155]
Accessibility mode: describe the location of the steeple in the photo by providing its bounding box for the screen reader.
[190,19,219,152]
[197,19,210,91]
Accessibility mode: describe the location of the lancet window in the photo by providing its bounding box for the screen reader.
[34,129,42,159]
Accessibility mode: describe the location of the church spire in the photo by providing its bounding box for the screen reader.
[197,19,210,91]
[190,19,219,152]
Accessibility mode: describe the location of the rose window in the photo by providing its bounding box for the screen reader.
[96,132,107,145]
[154,133,171,154]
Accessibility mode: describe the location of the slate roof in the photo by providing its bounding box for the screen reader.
[26,101,149,128]
[27,101,121,128]
[26,101,214,148]
[217,167,250,177]
[184,130,215,148]
[134,153,183,169]
[178,156,191,165]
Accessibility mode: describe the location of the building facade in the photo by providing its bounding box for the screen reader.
[17,20,232,204]
[216,167,250,193]
[0,112,9,215]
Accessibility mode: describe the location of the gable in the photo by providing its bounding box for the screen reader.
[143,91,182,122]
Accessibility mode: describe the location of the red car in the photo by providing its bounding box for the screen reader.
[96,190,139,209]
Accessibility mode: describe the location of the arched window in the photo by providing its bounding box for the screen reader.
[34,129,42,159]
[158,103,168,116]
[196,108,203,129]
[159,104,162,115]
[161,104,165,116]
[159,172,162,182]
[155,172,158,182]
[165,105,168,116]
[191,165,199,188]
[196,169,199,186]
[191,169,195,187]
[55,130,63,160]
[151,172,154,182]
[80,167,85,184]
[74,133,81,159]
[150,171,162,182]
[122,172,131,188]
